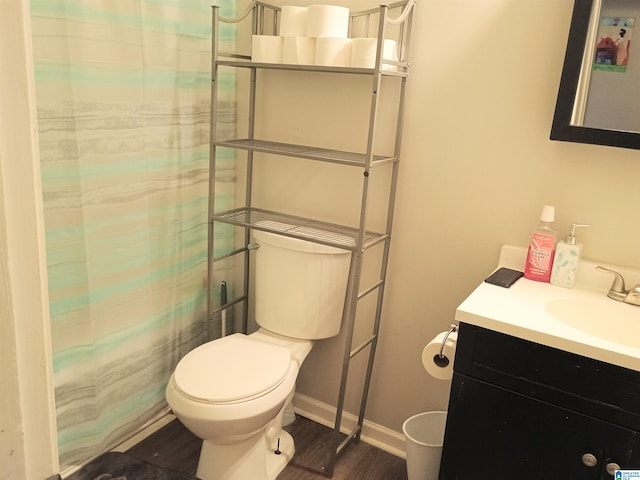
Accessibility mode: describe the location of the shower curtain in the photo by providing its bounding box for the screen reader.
[30,0,235,468]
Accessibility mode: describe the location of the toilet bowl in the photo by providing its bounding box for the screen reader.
[166,331,312,479]
[166,230,351,480]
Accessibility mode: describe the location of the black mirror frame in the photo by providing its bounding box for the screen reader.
[550,0,640,150]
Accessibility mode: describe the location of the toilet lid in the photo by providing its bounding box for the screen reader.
[174,334,291,403]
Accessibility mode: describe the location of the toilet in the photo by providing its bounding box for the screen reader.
[165,230,351,480]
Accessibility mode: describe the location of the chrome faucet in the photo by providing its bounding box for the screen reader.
[596,266,640,307]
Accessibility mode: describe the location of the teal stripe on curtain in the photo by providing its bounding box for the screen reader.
[31,0,237,468]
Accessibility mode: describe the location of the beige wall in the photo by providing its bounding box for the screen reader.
[5,1,640,476]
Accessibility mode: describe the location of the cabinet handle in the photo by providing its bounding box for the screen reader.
[606,462,621,476]
[581,453,598,467]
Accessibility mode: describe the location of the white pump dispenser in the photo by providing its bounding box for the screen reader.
[550,223,590,288]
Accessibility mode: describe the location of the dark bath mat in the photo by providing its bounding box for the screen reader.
[65,451,199,480]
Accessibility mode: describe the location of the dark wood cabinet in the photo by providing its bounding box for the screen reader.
[440,323,640,479]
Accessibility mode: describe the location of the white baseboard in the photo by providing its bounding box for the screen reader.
[292,393,407,459]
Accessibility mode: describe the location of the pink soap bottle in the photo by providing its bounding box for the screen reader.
[524,205,557,283]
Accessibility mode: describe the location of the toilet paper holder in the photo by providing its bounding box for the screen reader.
[434,324,458,367]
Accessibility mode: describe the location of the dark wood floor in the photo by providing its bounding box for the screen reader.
[126,415,408,480]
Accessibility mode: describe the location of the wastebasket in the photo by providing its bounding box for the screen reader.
[402,411,447,480]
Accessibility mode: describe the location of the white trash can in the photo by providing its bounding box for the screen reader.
[402,411,447,480]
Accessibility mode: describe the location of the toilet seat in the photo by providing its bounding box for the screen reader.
[174,334,291,404]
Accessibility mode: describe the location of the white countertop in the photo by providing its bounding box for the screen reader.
[455,245,640,371]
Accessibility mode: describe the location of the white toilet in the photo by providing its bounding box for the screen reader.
[166,230,351,480]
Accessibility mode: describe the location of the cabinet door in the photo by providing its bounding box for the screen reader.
[440,374,640,480]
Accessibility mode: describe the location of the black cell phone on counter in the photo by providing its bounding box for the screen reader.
[484,267,524,288]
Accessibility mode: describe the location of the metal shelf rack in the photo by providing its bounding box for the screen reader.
[214,139,398,167]
[208,1,414,476]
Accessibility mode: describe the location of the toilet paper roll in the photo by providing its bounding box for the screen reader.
[283,36,316,65]
[382,39,399,71]
[421,330,458,380]
[350,38,377,68]
[280,6,307,37]
[315,37,350,67]
[307,5,350,38]
[251,35,283,64]
[350,38,400,69]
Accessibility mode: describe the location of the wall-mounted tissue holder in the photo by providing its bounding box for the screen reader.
[436,324,457,366]
[422,324,458,380]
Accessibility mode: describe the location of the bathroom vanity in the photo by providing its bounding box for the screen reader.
[440,246,640,479]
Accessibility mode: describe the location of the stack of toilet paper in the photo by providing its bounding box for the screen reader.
[251,4,399,69]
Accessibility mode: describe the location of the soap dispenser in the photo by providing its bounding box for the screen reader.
[524,205,557,283]
[550,223,589,288]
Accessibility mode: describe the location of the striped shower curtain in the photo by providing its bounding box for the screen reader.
[30,0,235,468]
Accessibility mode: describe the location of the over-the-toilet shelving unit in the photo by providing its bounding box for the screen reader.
[208,1,414,476]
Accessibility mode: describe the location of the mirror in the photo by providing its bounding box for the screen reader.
[551,0,640,150]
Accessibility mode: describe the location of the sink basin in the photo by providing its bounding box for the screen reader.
[546,297,640,348]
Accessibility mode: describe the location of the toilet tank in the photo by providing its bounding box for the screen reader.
[253,230,351,340]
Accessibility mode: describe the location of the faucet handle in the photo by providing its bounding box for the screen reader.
[626,284,640,306]
[596,266,627,301]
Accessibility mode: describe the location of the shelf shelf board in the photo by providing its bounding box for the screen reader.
[211,207,387,251]
[216,58,408,77]
[214,139,397,167]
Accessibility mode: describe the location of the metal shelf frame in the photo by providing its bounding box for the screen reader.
[208,1,414,476]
